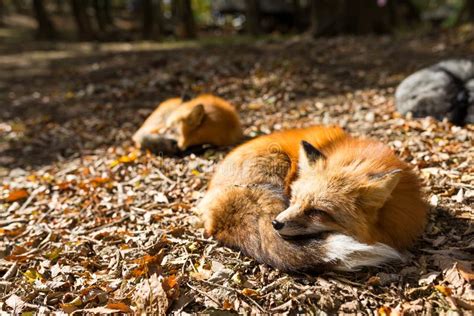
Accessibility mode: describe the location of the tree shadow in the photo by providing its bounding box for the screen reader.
[1,34,472,170]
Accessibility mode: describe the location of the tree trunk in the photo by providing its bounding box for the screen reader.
[457,0,474,23]
[245,0,260,35]
[103,0,114,25]
[33,0,57,39]
[400,0,420,23]
[93,0,107,32]
[141,0,163,39]
[156,0,165,36]
[310,0,392,36]
[292,0,306,30]
[339,0,391,34]
[142,0,154,38]
[174,0,196,39]
[468,0,474,21]
[55,0,65,13]
[71,0,95,40]
[0,0,5,27]
[310,0,343,37]
[93,0,115,37]
[12,0,27,13]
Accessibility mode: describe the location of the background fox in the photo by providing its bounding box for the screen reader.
[133,94,242,154]
[198,126,428,272]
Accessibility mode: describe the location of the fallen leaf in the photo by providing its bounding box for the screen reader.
[458,265,474,282]
[22,269,44,284]
[435,285,453,297]
[378,306,391,316]
[418,272,440,286]
[110,151,139,167]
[131,251,164,278]
[133,273,168,315]
[106,302,132,313]
[241,288,259,297]
[6,189,28,202]
[165,275,178,289]
[367,276,381,286]
[5,294,26,313]
[223,299,233,310]
[0,227,26,238]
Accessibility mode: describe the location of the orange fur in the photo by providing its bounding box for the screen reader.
[133,94,242,151]
[199,126,428,272]
[278,137,428,250]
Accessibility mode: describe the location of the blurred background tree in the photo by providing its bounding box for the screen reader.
[0,0,471,41]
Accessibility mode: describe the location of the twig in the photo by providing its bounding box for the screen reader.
[18,187,42,213]
[260,276,289,294]
[152,161,175,184]
[271,299,293,312]
[454,297,474,311]
[85,215,130,233]
[183,234,216,244]
[200,280,266,313]
[186,282,221,307]
[449,182,474,190]
[0,219,27,226]
[2,262,18,280]
[329,275,364,288]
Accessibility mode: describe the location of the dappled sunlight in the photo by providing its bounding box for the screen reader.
[1,1,473,314]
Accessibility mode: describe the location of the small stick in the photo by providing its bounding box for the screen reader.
[2,262,18,280]
[200,280,266,313]
[85,215,130,234]
[449,182,474,190]
[186,282,221,307]
[18,188,42,213]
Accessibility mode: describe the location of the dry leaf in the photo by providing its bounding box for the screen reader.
[458,266,474,282]
[6,189,28,202]
[241,288,259,297]
[23,269,44,284]
[110,151,139,167]
[106,302,132,313]
[435,285,453,297]
[133,273,168,315]
[223,299,233,310]
[6,294,26,313]
[0,227,26,238]
[378,306,391,316]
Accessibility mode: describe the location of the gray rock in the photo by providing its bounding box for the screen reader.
[395,59,474,125]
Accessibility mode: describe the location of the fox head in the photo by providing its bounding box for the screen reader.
[273,139,404,244]
[164,103,205,150]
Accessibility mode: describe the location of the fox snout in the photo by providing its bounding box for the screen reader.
[141,135,179,155]
[271,220,284,230]
[273,206,332,237]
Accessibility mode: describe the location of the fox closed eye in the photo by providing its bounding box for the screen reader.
[305,208,334,222]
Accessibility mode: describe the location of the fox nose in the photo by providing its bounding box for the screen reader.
[272,220,284,230]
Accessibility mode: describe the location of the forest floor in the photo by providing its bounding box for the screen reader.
[1,28,473,315]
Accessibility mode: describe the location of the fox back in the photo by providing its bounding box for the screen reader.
[133,94,242,153]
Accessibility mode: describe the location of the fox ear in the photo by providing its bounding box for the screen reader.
[299,140,325,170]
[185,104,205,128]
[363,169,402,210]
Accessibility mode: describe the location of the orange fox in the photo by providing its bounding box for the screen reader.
[198,126,428,272]
[133,94,242,154]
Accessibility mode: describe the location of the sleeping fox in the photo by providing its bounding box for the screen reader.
[198,126,428,272]
[133,94,242,154]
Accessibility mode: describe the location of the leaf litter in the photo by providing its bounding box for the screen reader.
[1,30,473,314]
